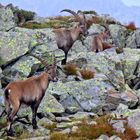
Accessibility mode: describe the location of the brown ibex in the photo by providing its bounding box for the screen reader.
[91,30,112,53]
[4,54,57,136]
[53,9,88,65]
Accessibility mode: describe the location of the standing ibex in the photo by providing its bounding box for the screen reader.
[53,9,88,65]
[4,54,57,136]
[91,30,112,53]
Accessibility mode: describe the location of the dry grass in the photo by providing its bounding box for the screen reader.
[125,22,137,31]
[86,16,103,28]
[50,132,68,140]
[44,123,57,132]
[63,64,77,76]
[118,122,137,140]
[48,115,138,140]
[79,69,95,80]
[102,42,112,50]
[48,15,71,21]
[115,47,124,54]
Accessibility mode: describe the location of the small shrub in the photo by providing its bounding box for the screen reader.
[83,10,98,15]
[79,69,94,80]
[63,64,77,76]
[15,9,36,24]
[125,22,136,31]
[71,115,115,139]
[123,122,137,140]
[115,47,124,54]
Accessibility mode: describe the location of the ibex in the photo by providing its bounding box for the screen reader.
[4,54,57,136]
[53,9,88,65]
[91,30,112,53]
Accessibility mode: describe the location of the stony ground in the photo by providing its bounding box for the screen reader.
[0,4,140,140]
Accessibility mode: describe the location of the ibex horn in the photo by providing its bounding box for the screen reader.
[60,9,81,23]
[51,53,56,67]
[30,54,49,67]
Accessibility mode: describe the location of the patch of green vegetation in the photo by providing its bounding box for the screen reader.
[0,118,7,129]
[21,20,66,29]
[0,56,5,66]
[83,10,98,15]
[15,9,36,24]
[21,15,71,29]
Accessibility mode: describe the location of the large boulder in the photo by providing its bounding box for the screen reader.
[126,29,140,48]
[121,48,140,83]
[0,6,16,31]
[109,24,127,48]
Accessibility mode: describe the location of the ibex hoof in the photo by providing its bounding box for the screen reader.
[33,125,38,129]
[6,129,14,136]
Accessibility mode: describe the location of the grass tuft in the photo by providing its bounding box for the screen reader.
[125,22,136,31]
[63,64,77,76]
[79,69,95,80]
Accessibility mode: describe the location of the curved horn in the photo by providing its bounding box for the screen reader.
[51,54,56,67]
[30,54,49,67]
[60,9,81,23]
[77,10,86,24]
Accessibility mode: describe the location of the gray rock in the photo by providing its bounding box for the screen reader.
[0,6,16,31]
[109,24,127,48]
[128,111,140,136]
[39,93,65,114]
[23,136,50,140]
[88,24,106,35]
[55,117,71,122]
[97,134,110,140]
[121,48,140,83]
[109,135,122,140]
[126,29,140,48]
[106,88,138,108]
[111,119,126,133]
[60,128,71,134]
[69,111,96,120]
[48,77,114,113]
[56,121,81,129]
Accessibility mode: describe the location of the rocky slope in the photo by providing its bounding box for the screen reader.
[0,4,140,140]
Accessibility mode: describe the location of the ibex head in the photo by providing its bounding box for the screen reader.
[30,54,58,82]
[45,54,58,82]
[61,9,88,36]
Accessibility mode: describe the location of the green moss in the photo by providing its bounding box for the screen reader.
[0,56,5,65]
[0,118,7,129]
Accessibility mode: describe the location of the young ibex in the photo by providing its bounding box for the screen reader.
[91,30,112,53]
[53,9,88,65]
[4,54,57,136]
